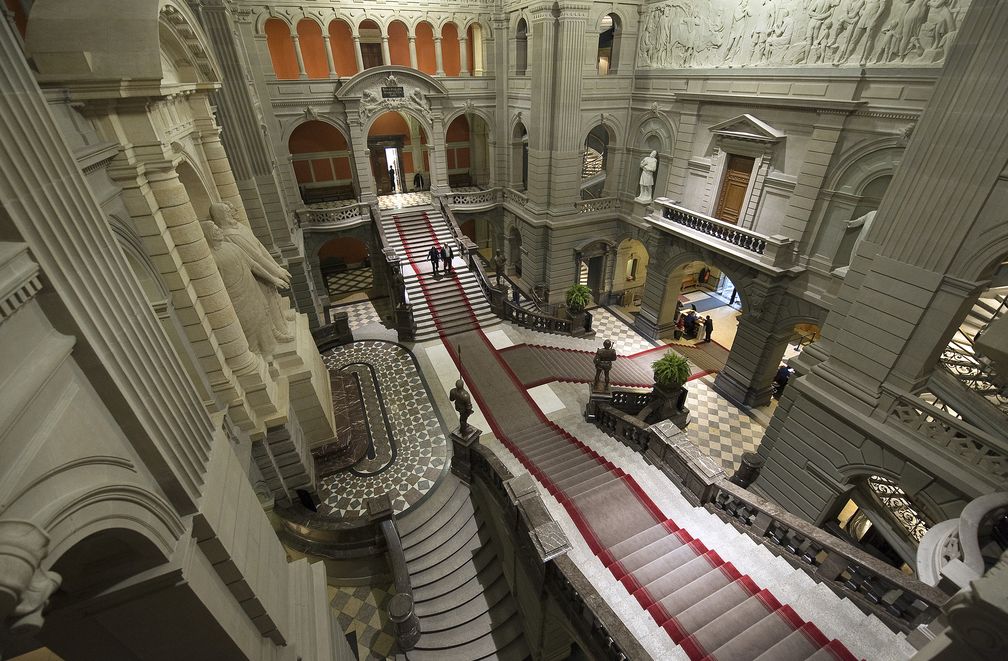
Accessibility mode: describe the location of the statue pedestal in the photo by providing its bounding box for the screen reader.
[632,199,653,219]
[449,425,482,484]
[584,385,613,422]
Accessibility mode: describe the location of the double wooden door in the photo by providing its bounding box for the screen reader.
[713,154,755,224]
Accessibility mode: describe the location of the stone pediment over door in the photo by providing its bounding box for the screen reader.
[336,66,448,125]
[710,114,785,144]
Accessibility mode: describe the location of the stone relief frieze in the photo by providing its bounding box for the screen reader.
[637,0,968,69]
[359,74,432,124]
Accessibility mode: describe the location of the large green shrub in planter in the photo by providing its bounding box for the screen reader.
[565,284,592,313]
[652,352,691,389]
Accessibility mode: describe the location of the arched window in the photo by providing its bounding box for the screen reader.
[515,18,528,76]
[358,19,383,69]
[297,20,328,79]
[512,122,528,191]
[265,19,299,80]
[597,14,621,75]
[441,22,461,76]
[415,22,437,75]
[329,20,358,76]
[388,20,410,67]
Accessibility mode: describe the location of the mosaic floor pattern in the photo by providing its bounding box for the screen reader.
[587,305,659,354]
[327,267,373,299]
[329,584,397,660]
[332,300,383,332]
[320,341,447,518]
[687,376,766,472]
[377,191,431,210]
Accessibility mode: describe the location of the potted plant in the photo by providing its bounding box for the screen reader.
[652,352,691,398]
[564,284,592,335]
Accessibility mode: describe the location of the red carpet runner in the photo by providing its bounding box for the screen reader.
[391,211,857,661]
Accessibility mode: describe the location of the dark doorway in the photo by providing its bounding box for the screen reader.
[361,42,383,69]
[587,254,605,303]
[714,154,755,224]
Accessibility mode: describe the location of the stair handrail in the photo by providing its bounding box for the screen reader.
[924,369,1008,441]
[882,385,1008,484]
[370,494,421,652]
[917,492,1008,591]
[591,407,950,634]
[464,441,651,660]
[433,194,477,264]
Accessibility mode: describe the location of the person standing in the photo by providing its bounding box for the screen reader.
[413,170,425,191]
[440,245,451,274]
[773,365,791,399]
[388,165,396,193]
[702,315,714,343]
[428,244,440,275]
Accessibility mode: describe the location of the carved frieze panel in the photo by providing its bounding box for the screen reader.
[637,0,968,69]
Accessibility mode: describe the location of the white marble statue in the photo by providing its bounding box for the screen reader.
[846,208,877,266]
[839,0,887,63]
[636,151,659,203]
[206,202,295,358]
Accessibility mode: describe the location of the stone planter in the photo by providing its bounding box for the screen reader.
[636,381,690,429]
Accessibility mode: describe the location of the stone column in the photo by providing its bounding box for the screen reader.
[408,119,424,188]
[322,35,336,77]
[291,35,307,78]
[665,100,700,202]
[548,2,590,209]
[429,112,449,195]
[348,107,376,203]
[408,34,418,69]
[459,34,470,76]
[492,16,509,190]
[526,4,558,209]
[713,316,792,408]
[434,36,445,76]
[381,35,391,66]
[0,520,60,641]
[352,34,364,72]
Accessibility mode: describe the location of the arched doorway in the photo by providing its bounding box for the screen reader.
[317,236,372,304]
[575,240,612,306]
[367,111,429,196]
[445,113,491,189]
[509,226,522,277]
[658,259,743,346]
[288,120,354,204]
[514,18,528,75]
[511,121,528,190]
[581,125,610,199]
[612,238,649,312]
[597,13,622,75]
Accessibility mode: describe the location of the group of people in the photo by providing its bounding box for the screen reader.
[676,309,714,343]
[386,165,427,194]
[427,243,454,276]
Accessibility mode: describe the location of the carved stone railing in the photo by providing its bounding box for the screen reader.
[373,204,416,341]
[650,197,797,270]
[445,187,501,210]
[370,495,421,652]
[884,388,1008,483]
[465,442,650,660]
[575,197,619,215]
[295,202,369,229]
[592,413,950,634]
[917,492,1008,592]
[503,187,529,210]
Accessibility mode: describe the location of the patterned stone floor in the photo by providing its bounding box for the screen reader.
[320,341,447,518]
[329,583,397,660]
[687,376,766,472]
[377,191,431,210]
[332,300,383,332]
[586,305,659,354]
[327,267,373,299]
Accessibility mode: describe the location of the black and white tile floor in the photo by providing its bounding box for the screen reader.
[320,341,447,518]
[326,267,373,299]
[686,376,765,472]
[586,306,659,354]
[332,300,383,332]
[329,583,396,660]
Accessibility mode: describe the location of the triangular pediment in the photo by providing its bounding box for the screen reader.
[710,114,785,142]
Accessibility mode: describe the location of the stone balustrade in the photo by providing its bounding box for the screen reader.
[575,197,619,215]
[650,197,797,270]
[592,409,950,635]
[295,202,369,229]
[445,187,501,210]
[884,387,1008,483]
[503,187,529,210]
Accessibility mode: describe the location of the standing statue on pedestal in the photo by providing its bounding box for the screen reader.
[449,379,473,432]
[592,339,618,391]
[210,202,295,346]
[493,250,507,286]
[636,151,659,203]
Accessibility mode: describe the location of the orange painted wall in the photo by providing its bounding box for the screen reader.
[297,21,328,78]
[401,152,414,173]
[311,159,333,181]
[415,23,436,75]
[446,116,470,142]
[329,20,358,76]
[388,21,410,67]
[368,113,411,143]
[266,19,300,80]
[441,23,461,76]
[289,121,347,153]
[467,25,476,72]
[293,160,313,183]
[333,157,351,179]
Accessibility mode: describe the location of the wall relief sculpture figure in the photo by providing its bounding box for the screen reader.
[636,150,659,203]
[636,0,966,70]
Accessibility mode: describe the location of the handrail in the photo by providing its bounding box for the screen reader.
[503,187,529,210]
[444,187,501,210]
[883,386,1008,483]
[575,197,619,215]
[377,514,421,651]
[650,197,797,269]
[591,407,950,634]
[295,201,370,229]
[466,442,650,660]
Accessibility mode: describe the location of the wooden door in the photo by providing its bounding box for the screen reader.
[361,43,383,69]
[713,154,755,224]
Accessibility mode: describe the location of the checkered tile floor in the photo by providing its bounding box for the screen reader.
[587,306,659,355]
[687,377,765,472]
[333,300,383,332]
[330,583,397,660]
[378,191,431,210]
[327,267,373,299]
[321,341,447,518]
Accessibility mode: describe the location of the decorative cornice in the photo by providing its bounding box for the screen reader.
[675,92,864,114]
[0,243,42,323]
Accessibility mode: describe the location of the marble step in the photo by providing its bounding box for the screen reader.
[405,610,526,661]
[412,533,499,604]
[703,605,804,661]
[407,515,484,575]
[753,622,833,661]
[410,527,487,590]
[399,478,467,541]
[416,570,512,634]
[413,560,508,618]
[404,500,477,565]
[414,597,518,650]
[680,591,782,657]
[611,530,692,579]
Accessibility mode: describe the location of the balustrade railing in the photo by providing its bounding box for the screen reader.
[296,202,369,228]
[503,187,529,209]
[651,198,797,269]
[884,388,1008,482]
[575,197,619,214]
[445,187,501,209]
[591,407,950,635]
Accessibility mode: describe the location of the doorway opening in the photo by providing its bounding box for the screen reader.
[383,146,401,193]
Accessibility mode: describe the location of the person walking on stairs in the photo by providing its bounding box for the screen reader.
[440,244,453,274]
[427,244,440,276]
[702,315,714,343]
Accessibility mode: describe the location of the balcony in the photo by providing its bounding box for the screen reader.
[295,201,370,230]
[649,197,798,272]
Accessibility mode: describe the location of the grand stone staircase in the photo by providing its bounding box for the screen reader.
[396,473,530,660]
[381,205,499,341]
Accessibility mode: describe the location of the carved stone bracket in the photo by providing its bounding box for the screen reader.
[0,520,61,639]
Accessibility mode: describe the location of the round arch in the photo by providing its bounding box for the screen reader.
[366,110,431,196]
[824,137,904,194]
[287,119,355,204]
[175,157,217,219]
